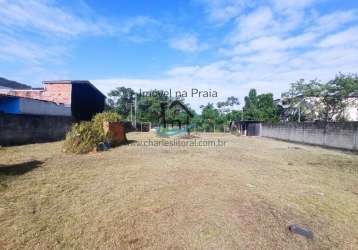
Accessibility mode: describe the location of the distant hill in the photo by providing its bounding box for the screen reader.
[0,77,31,89]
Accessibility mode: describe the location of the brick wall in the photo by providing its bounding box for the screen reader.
[42,84,72,106]
[2,90,45,101]
[0,83,72,106]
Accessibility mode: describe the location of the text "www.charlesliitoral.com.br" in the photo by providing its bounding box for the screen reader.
[129,139,227,147]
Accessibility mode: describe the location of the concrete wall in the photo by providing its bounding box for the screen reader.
[261,122,358,151]
[0,113,73,146]
[0,96,71,116]
[19,98,71,116]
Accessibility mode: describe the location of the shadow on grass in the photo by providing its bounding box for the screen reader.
[0,160,44,176]
[124,140,138,145]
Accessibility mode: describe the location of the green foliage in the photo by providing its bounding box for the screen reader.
[281,79,322,121]
[63,112,122,154]
[63,122,101,154]
[320,73,358,121]
[226,110,243,122]
[330,73,358,96]
[243,89,279,122]
[106,73,358,129]
[137,90,174,125]
[107,87,135,118]
[92,112,122,140]
[282,73,358,121]
[217,96,240,114]
[193,103,226,132]
[108,86,196,126]
[243,89,260,120]
[257,93,279,122]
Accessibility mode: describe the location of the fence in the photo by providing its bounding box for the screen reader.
[261,122,358,151]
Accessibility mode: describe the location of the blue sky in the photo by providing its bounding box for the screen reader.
[1,0,358,110]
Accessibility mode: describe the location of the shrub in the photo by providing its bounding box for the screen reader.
[63,112,122,154]
[92,112,122,141]
[63,122,101,154]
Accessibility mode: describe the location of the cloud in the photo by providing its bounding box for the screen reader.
[117,16,167,43]
[318,26,358,48]
[226,6,308,44]
[2,0,358,112]
[0,0,113,37]
[228,32,317,56]
[0,0,109,83]
[0,30,69,63]
[91,0,358,112]
[93,38,358,113]
[93,5,358,113]
[0,0,167,83]
[309,9,358,34]
[194,0,249,23]
[232,7,274,41]
[272,0,316,11]
[170,34,209,53]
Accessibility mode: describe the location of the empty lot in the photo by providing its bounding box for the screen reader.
[1,132,358,249]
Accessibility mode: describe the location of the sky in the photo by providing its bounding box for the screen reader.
[1,0,358,111]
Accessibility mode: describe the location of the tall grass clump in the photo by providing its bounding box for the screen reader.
[92,112,122,141]
[63,112,122,154]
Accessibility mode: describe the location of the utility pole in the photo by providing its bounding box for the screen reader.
[134,95,137,129]
[130,104,133,124]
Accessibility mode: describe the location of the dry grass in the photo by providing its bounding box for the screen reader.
[0,132,357,249]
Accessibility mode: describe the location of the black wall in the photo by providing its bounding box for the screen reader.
[71,83,105,121]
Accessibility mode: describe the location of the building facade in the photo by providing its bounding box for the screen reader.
[0,80,105,120]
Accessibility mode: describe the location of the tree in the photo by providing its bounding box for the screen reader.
[217,96,240,130]
[136,90,194,126]
[107,87,135,118]
[257,93,279,122]
[226,110,243,122]
[320,73,358,121]
[332,73,358,96]
[282,79,323,121]
[198,103,222,132]
[243,89,259,120]
[281,73,358,122]
[217,96,240,114]
[243,89,279,122]
[136,91,170,125]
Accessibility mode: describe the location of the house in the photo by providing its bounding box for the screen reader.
[0,80,106,120]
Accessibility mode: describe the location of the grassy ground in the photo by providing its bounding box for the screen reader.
[0,132,357,249]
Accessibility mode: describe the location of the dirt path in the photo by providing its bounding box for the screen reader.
[1,132,357,249]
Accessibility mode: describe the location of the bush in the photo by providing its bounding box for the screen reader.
[92,112,122,141]
[63,122,101,154]
[63,112,122,154]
